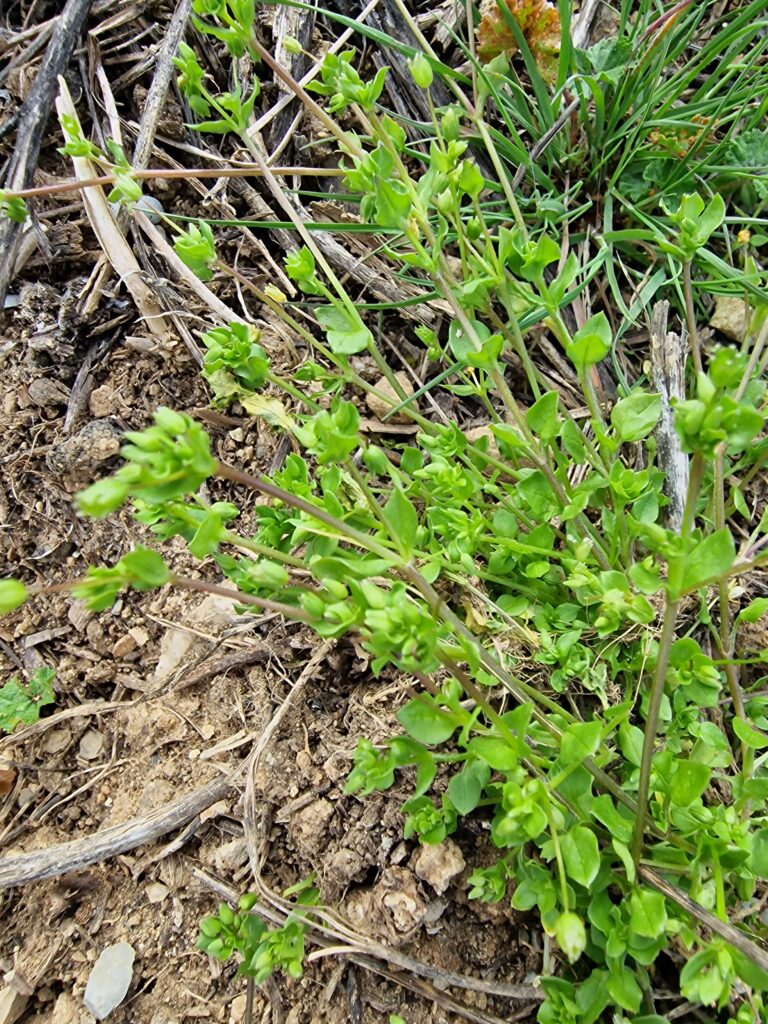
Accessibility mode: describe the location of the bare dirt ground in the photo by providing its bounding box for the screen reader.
[0,4,544,1021]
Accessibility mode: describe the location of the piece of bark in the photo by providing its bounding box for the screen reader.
[650,300,689,531]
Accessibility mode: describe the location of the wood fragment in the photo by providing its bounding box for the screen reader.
[649,300,689,531]
[269,3,315,154]
[0,774,233,889]
[0,0,93,304]
[55,78,171,341]
[131,0,192,171]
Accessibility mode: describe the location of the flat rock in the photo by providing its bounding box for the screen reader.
[83,942,135,1020]
[79,729,105,761]
[27,377,70,408]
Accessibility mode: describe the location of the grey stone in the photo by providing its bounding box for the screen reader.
[83,943,135,1020]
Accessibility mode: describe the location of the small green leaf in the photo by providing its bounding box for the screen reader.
[526,391,560,443]
[559,721,602,767]
[560,825,600,887]
[612,839,636,883]
[467,735,518,771]
[730,945,768,991]
[316,305,372,355]
[737,597,768,625]
[619,721,644,768]
[447,759,490,815]
[121,547,171,589]
[733,717,768,749]
[383,488,419,555]
[0,667,56,733]
[668,759,711,806]
[397,697,457,746]
[629,888,667,938]
[0,579,27,614]
[566,313,612,371]
[607,967,643,1013]
[611,393,662,442]
[680,528,735,593]
[751,829,768,876]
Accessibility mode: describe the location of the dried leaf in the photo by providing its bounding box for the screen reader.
[476,0,560,82]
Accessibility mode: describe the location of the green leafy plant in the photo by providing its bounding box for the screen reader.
[198,878,319,983]
[7,7,768,1022]
[0,667,56,733]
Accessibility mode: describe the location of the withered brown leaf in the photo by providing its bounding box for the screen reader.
[476,0,561,83]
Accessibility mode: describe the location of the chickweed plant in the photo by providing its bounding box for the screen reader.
[4,0,768,1019]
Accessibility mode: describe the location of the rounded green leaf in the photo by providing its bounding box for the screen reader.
[611,392,662,442]
[629,888,667,938]
[397,697,457,746]
[566,313,612,371]
[560,824,600,887]
[0,579,27,614]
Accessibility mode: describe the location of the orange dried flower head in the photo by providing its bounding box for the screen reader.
[476,0,560,82]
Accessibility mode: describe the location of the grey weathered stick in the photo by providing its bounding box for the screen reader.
[0,0,93,304]
[0,774,232,889]
[650,300,689,531]
[131,0,192,170]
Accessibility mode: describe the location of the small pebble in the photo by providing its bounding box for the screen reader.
[112,634,137,659]
[83,942,135,1020]
[79,729,105,761]
[146,882,169,904]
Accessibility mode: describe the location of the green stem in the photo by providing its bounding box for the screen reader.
[712,450,752,784]
[215,461,398,561]
[221,530,306,569]
[630,593,681,868]
[172,575,316,623]
[345,460,390,535]
[682,260,703,375]
[545,798,570,912]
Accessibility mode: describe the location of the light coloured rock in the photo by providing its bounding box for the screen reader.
[379,866,428,933]
[146,882,169,904]
[464,424,500,458]
[89,386,114,419]
[42,728,71,755]
[365,371,414,423]
[83,942,135,1020]
[710,295,749,342]
[112,634,137,659]
[414,839,465,894]
[128,626,149,647]
[67,602,93,632]
[153,595,240,682]
[229,993,248,1023]
[79,730,105,761]
[51,990,85,1024]
[213,837,248,875]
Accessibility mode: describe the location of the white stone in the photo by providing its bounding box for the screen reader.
[83,943,135,1020]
